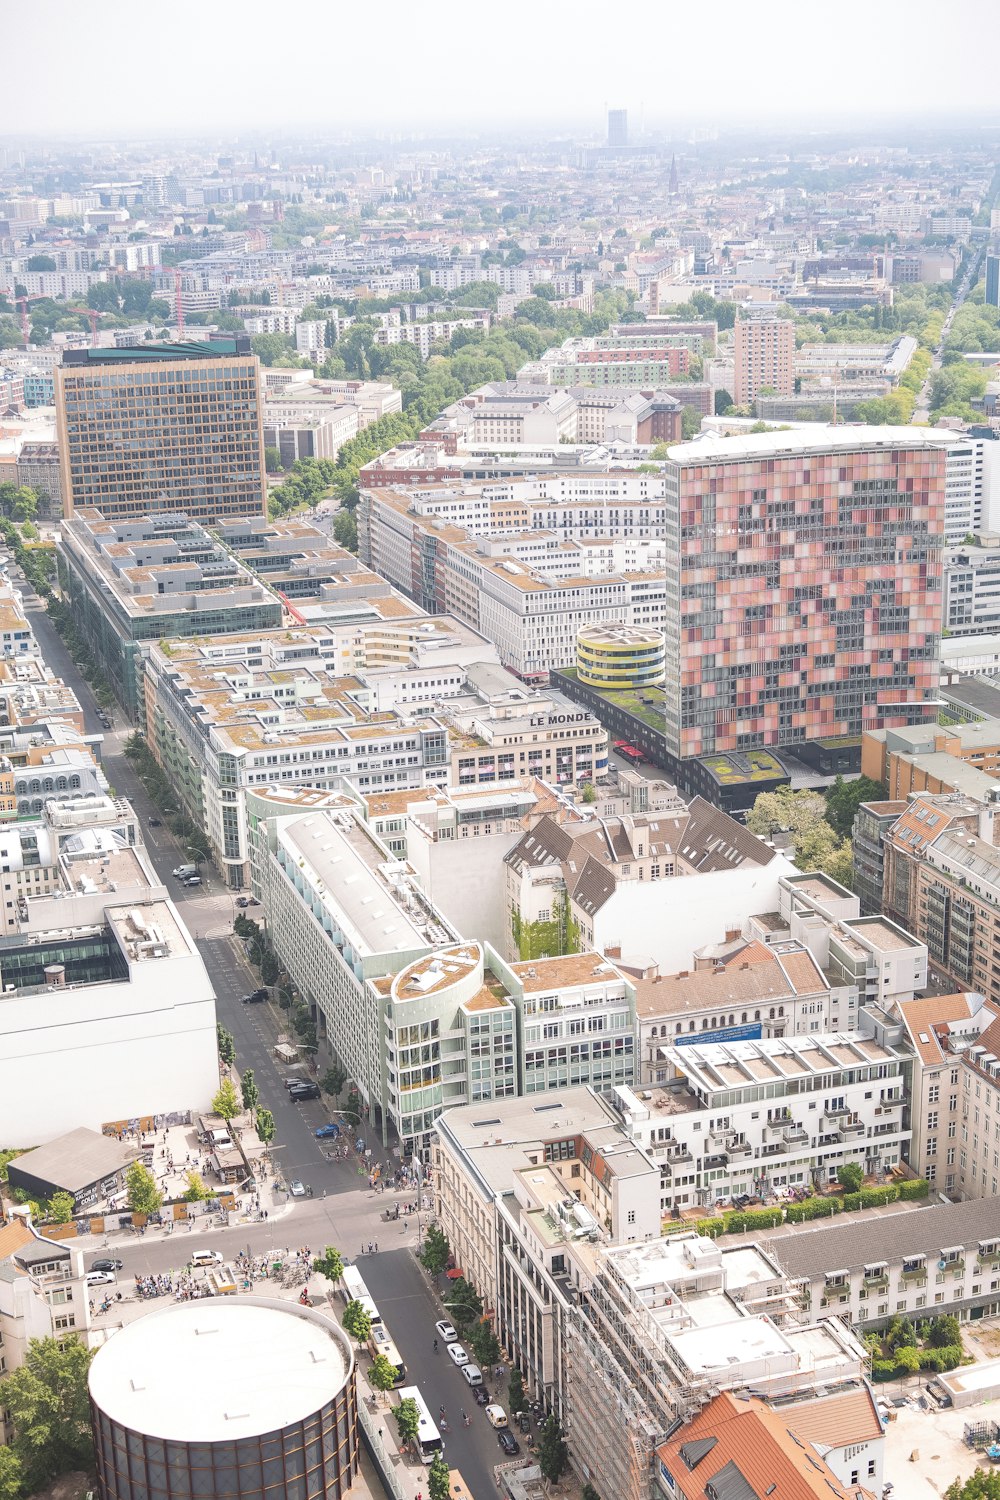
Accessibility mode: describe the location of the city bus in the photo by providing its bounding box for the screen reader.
[368,1319,407,1386]
[397,1385,443,1458]
[340,1265,379,1321]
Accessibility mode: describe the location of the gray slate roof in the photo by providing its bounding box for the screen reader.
[773,1196,1000,1281]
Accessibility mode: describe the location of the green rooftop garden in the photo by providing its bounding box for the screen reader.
[700,751,786,785]
[559,668,668,734]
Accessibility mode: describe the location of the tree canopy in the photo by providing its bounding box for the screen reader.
[0,1337,96,1493]
[125,1161,163,1217]
[746,786,854,890]
[212,1078,240,1122]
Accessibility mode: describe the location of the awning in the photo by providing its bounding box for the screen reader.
[446,1268,464,1279]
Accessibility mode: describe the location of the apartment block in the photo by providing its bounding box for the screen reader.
[503,800,795,971]
[776,1195,1000,1332]
[645,1028,908,1212]
[944,539,1000,631]
[55,338,267,525]
[733,317,794,405]
[0,1221,91,1431]
[142,630,451,886]
[661,428,945,762]
[862,719,1000,803]
[360,481,666,680]
[58,509,283,722]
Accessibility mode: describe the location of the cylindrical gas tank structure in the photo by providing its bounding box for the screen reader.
[89,1297,358,1500]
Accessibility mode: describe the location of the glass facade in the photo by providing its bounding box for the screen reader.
[666,441,945,759]
[57,351,267,526]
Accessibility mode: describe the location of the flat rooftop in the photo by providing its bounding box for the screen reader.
[774,1195,1000,1281]
[88,1297,350,1441]
[668,424,954,465]
[278,812,431,955]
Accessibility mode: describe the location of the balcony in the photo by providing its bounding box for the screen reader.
[782,1123,810,1146]
[760,1141,786,1157]
[837,1119,866,1140]
[725,1138,753,1159]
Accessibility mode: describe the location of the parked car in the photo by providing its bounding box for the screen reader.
[284,1075,309,1090]
[484,1405,508,1429]
[190,1249,223,1266]
[289,1180,306,1197]
[289,1084,320,1101]
[497,1430,520,1456]
[235,896,260,908]
[91,1257,124,1272]
[446,1342,469,1367]
[473,1386,492,1407]
[435,1319,458,1343]
[184,875,202,887]
[462,1364,484,1388]
[517,1411,531,1434]
[241,989,268,1004]
[315,1124,340,1139]
[148,817,162,827]
[85,1270,116,1286]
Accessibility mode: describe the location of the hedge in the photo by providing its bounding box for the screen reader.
[686,1178,930,1240]
[786,1196,842,1224]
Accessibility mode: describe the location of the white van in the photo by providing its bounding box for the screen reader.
[173,864,197,879]
[461,1363,484,1388]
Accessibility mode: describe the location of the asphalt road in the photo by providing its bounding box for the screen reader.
[361,1251,513,1497]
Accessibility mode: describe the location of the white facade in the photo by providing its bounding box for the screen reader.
[0,1225,91,1428]
[577,853,796,972]
[0,896,219,1145]
[647,1029,909,1210]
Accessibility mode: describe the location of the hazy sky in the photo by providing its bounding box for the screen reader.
[7,0,1000,140]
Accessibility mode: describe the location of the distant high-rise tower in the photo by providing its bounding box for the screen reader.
[607,110,628,149]
[986,253,1000,309]
[733,316,795,407]
[669,154,679,195]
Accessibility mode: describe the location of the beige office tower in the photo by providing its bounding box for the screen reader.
[56,337,267,525]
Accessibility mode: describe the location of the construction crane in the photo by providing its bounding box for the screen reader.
[15,293,46,348]
[67,305,100,346]
[167,267,185,335]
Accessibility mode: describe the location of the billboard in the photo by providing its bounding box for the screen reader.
[675,1022,763,1047]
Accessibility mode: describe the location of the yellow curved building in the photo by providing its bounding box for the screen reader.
[576,624,665,690]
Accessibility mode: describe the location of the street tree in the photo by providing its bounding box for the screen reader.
[469,1320,502,1369]
[394,1396,421,1449]
[212,1078,241,1122]
[47,1191,75,1224]
[312,1246,344,1286]
[0,1445,22,1500]
[264,446,283,473]
[256,1108,276,1146]
[825,775,888,840]
[0,1337,95,1492]
[369,1354,397,1401]
[446,1277,482,1331]
[342,1299,372,1347]
[216,1023,236,1067]
[241,1068,260,1118]
[837,1162,864,1194]
[946,1476,1000,1500]
[321,1062,347,1098]
[508,1367,526,1414]
[184,1170,210,1202]
[126,1161,163,1218]
[428,1452,451,1500]
[418,1223,451,1276]
[538,1415,569,1484]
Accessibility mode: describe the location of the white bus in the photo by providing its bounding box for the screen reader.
[398,1385,443,1459]
[369,1319,406,1386]
[340,1265,379,1320]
